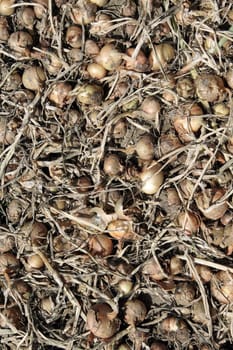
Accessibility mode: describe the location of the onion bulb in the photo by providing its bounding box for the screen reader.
[95,44,122,71]
[0,252,19,275]
[8,31,33,56]
[143,258,165,281]
[0,0,15,16]
[174,282,196,306]
[150,342,167,350]
[124,47,149,72]
[48,82,72,107]
[195,74,225,102]
[211,271,233,304]
[0,17,9,41]
[66,25,82,48]
[71,1,97,25]
[149,43,175,71]
[88,234,113,257]
[226,69,233,89]
[86,303,120,339]
[124,299,147,325]
[22,66,46,91]
[103,154,124,176]
[141,96,161,121]
[26,254,44,270]
[177,210,200,235]
[87,63,107,79]
[136,134,154,161]
[140,161,164,195]
[76,84,103,105]
[0,306,23,330]
[195,188,228,220]
[160,316,189,343]
[108,219,132,240]
[89,0,108,6]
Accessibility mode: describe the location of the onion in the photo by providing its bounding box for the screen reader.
[117,279,133,295]
[173,104,203,143]
[0,17,9,41]
[177,210,200,235]
[41,296,55,314]
[140,161,164,195]
[0,306,23,330]
[34,0,47,18]
[150,342,167,350]
[89,0,108,6]
[149,43,175,71]
[124,299,147,325]
[7,199,24,223]
[226,69,233,89]
[0,235,14,253]
[174,282,196,306]
[124,47,149,72]
[195,74,225,102]
[108,219,132,240]
[87,63,107,79]
[67,48,83,63]
[212,103,230,116]
[136,134,154,161]
[95,44,122,71]
[143,258,165,281]
[22,66,46,91]
[71,1,97,25]
[170,256,184,275]
[76,84,104,105]
[176,77,194,99]
[66,25,82,48]
[0,252,19,275]
[8,31,33,56]
[103,154,124,176]
[88,234,113,257]
[211,271,233,304]
[20,7,35,29]
[85,39,100,56]
[75,175,92,193]
[86,303,120,339]
[160,316,189,343]
[12,280,32,300]
[195,265,212,283]
[195,188,228,220]
[0,0,15,16]
[90,13,112,35]
[26,254,44,270]
[48,82,72,107]
[112,119,127,139]
[141,96,161,121]
[159,133,182,156]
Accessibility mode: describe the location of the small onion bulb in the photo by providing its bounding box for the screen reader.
[96,44,122,71]
[149,43,175,71]
[140,161,164,195]
[0,0,15,16]
[22,66,46,91]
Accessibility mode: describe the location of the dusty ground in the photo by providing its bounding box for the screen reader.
[0,0,233,349]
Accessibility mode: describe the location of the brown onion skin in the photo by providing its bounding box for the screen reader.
[124,299,147,325]
[89,234,113,257]
[195,74,225,102]
[86,303,120,339]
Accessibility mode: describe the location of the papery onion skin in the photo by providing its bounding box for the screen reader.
[140,161,164,195]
